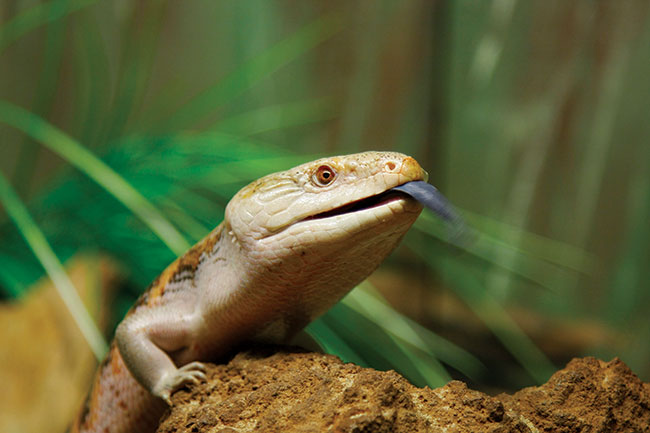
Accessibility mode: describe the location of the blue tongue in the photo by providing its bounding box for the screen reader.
[392,181,459,222]
[392,181,470,244]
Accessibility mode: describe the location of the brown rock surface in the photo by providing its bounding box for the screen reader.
[157,348,650,433]
[499,357,650,433]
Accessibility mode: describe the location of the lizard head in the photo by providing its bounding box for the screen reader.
[226,151,427,243]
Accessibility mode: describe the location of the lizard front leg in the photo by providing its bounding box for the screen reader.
[115,305,206,405]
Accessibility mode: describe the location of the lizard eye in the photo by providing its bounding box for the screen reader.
[313,165,337,186]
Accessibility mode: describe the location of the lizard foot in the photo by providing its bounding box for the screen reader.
[153,362,208,405]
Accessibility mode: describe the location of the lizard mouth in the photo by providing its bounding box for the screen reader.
[302,189,411,222]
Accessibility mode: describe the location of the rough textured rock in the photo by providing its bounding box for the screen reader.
[499,357,650,433]
[157,348,650,433]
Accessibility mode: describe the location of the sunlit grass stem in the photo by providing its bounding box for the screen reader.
[0,100,190,256]
[0,170,108,359]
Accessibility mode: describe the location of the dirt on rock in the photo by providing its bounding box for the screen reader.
[157,348,650,433]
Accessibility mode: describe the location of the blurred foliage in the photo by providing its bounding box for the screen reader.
[1,0,649,391]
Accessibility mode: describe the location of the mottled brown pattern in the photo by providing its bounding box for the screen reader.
[74,343,119,431]
[73,342,164,433]
[140,225,223,308]
[109,349,122,375]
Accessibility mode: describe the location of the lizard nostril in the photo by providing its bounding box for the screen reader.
[385,161,397,171]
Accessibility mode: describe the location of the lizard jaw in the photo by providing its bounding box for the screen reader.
[301,190,413,222]
[272,190,422,247]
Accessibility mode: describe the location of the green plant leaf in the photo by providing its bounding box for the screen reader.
[0,0,97,54]
[0,100,190,256]
[0,170,107,359]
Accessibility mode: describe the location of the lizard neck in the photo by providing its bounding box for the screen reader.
[194,213,418,347]
[193,222,251,304]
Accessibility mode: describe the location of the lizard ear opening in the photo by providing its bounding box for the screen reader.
[312,165,337,187]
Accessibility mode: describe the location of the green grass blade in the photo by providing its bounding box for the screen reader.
[345,283,484,380]
[608,140,650,324]
[212,98,336,135]
[0,170,107,359]
[320,302,439,388]
[0,0,97,54]
[439,257,556,384]
[412,211,590,292]
[341,287,453,386]
[306,320,368,366]
[407,217,557,383]
[461,211,593,274]
[0,100,190,255]
[158,13,343,131]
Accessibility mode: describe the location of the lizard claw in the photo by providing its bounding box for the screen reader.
[153,362,208,405]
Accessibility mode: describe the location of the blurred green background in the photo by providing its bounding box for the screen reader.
[1,0,649,395]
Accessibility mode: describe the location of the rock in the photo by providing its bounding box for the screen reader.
[157,348,650,433]
[498,357,650,433]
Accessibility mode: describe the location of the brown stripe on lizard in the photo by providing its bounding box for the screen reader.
[136,225,223,309]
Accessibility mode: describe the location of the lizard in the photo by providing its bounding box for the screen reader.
[72,151,436,433]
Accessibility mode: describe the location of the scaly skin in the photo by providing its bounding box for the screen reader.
[72,151,426,432]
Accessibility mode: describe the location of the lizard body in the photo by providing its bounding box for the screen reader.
[73,151,427,432]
